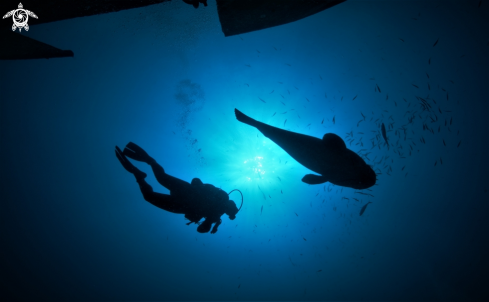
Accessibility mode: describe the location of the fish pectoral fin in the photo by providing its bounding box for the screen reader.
[301,174,328,185]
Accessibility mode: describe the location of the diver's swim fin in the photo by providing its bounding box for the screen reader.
[123,142,154,164]
[115,146,147,179]
[302,174,328,185]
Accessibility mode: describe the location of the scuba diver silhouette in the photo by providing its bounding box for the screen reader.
[115,142,240,234]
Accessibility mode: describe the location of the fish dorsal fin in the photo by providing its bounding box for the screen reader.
[191,178,204,186]
[322,133,346,150]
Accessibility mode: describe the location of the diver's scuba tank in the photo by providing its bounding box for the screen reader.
[186,187,243,225]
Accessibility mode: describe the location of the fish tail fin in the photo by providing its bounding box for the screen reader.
[235,109,258,127]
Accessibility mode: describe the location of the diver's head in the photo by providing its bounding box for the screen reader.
[225,200,239,220]
[197,220,213,233]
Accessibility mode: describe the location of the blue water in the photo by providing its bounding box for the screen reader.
[1,0,488,301]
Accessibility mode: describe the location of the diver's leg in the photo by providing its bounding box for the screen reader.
[122,143,193,194]
[136,177,186,214]
[148,160,193,193]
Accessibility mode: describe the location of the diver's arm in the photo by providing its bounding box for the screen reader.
[210,218,222,234]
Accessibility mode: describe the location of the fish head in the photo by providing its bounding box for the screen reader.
[354,164,377,189]
[322,148,377,189]
[333,161,377,190]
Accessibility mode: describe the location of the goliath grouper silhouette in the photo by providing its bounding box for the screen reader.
[235,109,376,189]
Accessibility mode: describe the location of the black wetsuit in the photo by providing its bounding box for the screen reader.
[136,161,227,228]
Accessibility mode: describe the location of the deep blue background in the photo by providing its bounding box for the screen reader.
[1,0,488,301]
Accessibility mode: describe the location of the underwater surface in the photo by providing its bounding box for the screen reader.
[1,0,488,301]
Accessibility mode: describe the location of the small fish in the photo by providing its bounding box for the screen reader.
[303,237,307,241]
[256,50,260,53]
[361,112,365,120]
[381,123,389,149]
[333,116,336,124]
[426,72,430,79]
[270,90,274,94]
[352,95,357,100]
[277,176,281,182]
[429,58,431,65]
[317,270,322,272]
[321,118,324,124]
[376,84,381,93]
[258,97,266,103]
[284,119,287,127]
[412,83,419,88]
[319,75,322,80]
[245,64,251,67]
[399,38,404,42]
[443,139,446,146]
[433,38,439,47]
[306,123,311,127]
[305,97,310,102]
[245,83,249,87]
[355,192,374,197]
[271,112,276,117]
[294,212,298,216]
[273,46,278,51]
[238,284,241,288]
[359,202,372,216]
[440,157,443,165]
[285,63,291,66]
[457,140,461,147]
[261,205,263,215]
[281,190,283,194]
